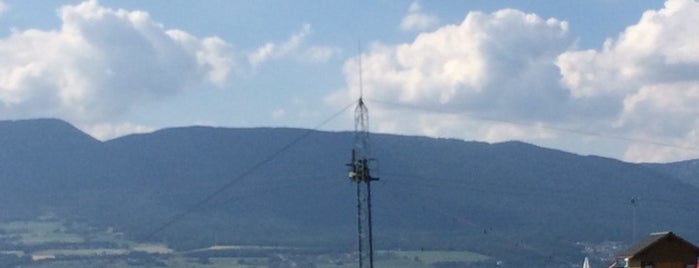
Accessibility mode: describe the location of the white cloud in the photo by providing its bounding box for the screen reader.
[370,9,569,119]
[0,0,235,135]
[271,108,286,119]
[329,8,572,141]
[331,0,699,163]
[482,123,557,143]
[617,83,699,138]
[558,0,699,100]
[624,135,699,163]
[615,82,699,162]
[557,0,699,162]
[0,1,7,16]
[400,1,439,32]
[83,122,154,140]
[248,23,340,68]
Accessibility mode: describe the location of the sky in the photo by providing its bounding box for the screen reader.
[0,0,698,163]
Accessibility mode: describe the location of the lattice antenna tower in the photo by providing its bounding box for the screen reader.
[347,46,378,268]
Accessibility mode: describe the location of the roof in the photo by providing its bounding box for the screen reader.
[617,231,699,259]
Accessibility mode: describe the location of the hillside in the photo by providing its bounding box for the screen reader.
[646,159,699,188]
[0,119,105,219]
[0,118,697,267]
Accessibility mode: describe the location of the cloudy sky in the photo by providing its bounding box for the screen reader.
[1,0,698,162]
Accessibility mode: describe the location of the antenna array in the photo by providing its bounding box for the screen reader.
[347,49,379,268]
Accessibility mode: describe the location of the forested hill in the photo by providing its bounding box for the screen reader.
[0,118,698,267]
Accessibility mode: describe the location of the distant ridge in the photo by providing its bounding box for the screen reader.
[0,118,99,144]
[0,118,697,267]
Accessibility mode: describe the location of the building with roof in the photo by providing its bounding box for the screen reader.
[608,231,699,268]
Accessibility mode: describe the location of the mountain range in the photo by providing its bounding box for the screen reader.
[0,118,698,267]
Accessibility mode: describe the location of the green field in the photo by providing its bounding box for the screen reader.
[0,218,492,267]
[0,221,84,245]
[315,250,489,268]
[383,250,489,265]
[22,252,489,268]
[25,257,254,268]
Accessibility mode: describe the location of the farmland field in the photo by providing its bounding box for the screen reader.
[0,218,493,267]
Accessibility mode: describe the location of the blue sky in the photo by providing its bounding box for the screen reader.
[1,0,698,162]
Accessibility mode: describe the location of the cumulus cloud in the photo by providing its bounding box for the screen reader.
[558,0,699,99]
[400,1,439,32]
[331,0,699,162]
[615,83,699,162]
[0,0,235,132]
[329,8,573,132]
[248,23,340,68]
[557,0,699,162]
[84,122,154,140]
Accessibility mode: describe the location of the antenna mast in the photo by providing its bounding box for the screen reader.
[348,46,378,268]
[631,197,639,242]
